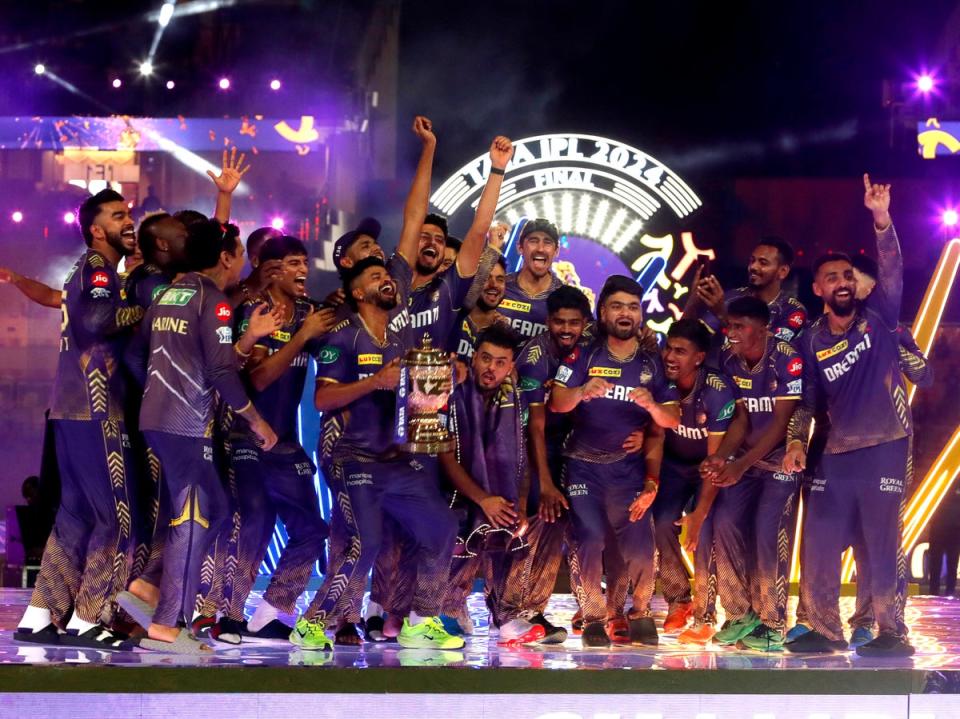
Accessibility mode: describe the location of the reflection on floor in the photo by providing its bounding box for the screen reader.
[1,588,958,671]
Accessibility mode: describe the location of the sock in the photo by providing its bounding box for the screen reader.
[65,613,98,634]
[364,600,384,621]
[18,605,52,631]
[247,601,279,633]
[408,611,431,626]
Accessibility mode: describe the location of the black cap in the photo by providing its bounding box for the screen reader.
[333,217,382,268]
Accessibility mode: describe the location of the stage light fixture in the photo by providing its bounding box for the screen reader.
[11,211,23,223]
[112,78,122,89]
[139,60,153,77]
[158,1,175,27]
[270,217,285,230]
[918,74,935,94]
[270,79,281,91]
[218,77,230,90]
[166,80,175,90]
[63,211,76,224]
[944,209,959,227]
[34,63,45,75]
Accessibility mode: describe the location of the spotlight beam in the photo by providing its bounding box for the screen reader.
[143,128,251,195]
[41,69,113,113]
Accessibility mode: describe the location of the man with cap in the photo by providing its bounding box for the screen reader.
[499,219,564,341]
[550,275,680,648]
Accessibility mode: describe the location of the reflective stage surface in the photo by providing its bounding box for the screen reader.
[1,588,959,672]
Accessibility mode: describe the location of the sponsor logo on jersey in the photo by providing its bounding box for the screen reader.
[270,330,292,342]
[717,399,735,421]
[500,298,532,313]
[744,396,774,413]
[589,366,622,378]
[509,317,546,337]
[215,303,232,322]
[786,379,802,395]
[216,326,233,344]
[151,284,170,301]
[788,310,805,329]
[318,346,341,364]
[91,271,109,287]
[733,376,752,390]
[816,339,848,361]
[564,348,580,364]
[555,366,573,384]
[152,316,189,335]
[774,326,796,341]
[90,287,111,299]
[518,375,542,392]
[787,357,803,376]
[358,353,383,366]
[158,288,196,306]
[823,334,872,382]
[674,424,708,440]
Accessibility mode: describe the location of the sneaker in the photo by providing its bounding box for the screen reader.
[361,615,387,642]
[785,622,812,642]
[397,617,466,650]
[855,632,915,658]
[243,619,293,640]
[848,626,875,649]
[784,630,848,653]
[678,623,716,645]
[628,616,659,647]
[738,623,784,652]
[526,612,567,644]
[605,617,630,644]
[497,618,546,646]
[191,614,215,638]
[289,616,334,651]
[713,611,761,645]
[571,609,584,636]
[663,603,694,633]
[581,620,611,648]
[211,617,244,645]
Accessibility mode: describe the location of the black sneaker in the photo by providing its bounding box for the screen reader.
[784,630,848,653]
[855,632,915,658]
[581,620,611,648]
[527,612,568,644]
[211,617,244,645]
[242,619,293,640]
[362,615,387,642]
[191,614,215,637]
[628,616,659,647]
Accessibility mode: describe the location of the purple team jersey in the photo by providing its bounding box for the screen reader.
[139,273,252,438]
[719,335,803,471]
[553,338,679,462]
[498,272,563,340]
[316,315,406,463]
[702,287,807,344]
[404,267,473,348]
[125,262,172,311]
[50,249,143,422]
[664,367,737,470]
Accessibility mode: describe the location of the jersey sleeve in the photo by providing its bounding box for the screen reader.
[775,342,804,400]
[76,255,143,337]
[386,253,414,307]
[516,342,551,405]
[553,344,588,388]
[704,374,737,433]
[866,224,903,330]
[314,331,356,384]
[897,325,934,388]
[774,299,808,344]
[199,292,251,412]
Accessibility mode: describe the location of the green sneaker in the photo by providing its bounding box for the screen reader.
[289,616,334,651]
[713,611,761,645]
[397,617,466,649]
[738,623,785,652]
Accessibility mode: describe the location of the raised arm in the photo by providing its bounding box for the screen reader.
[396,116,437,267]
[208,148,250,224]
[863,173,902,327]
[456,137,513,277]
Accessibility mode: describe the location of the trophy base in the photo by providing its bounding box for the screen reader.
[400,439,455,455]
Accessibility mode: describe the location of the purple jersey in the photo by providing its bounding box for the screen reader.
[404,267,473,348]
[50,249,143,422]
[381,254,415,344]
[139,273,252,438]
[554,338,679,462]
[719,335,803,471]
[233,297,319,450]
[316,315,406,463]
[702,287,808,345]
[450,311,509,362]
[125,262,172,310]
[498,272,563,340]
[664,367,737,471]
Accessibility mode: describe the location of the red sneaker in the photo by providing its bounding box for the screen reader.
[677,623,716,645]
[605,616,630,644]
[663,603,694,633]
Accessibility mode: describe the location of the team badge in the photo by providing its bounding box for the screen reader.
[216,326,233,344]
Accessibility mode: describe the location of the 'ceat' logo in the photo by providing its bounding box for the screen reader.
[788,357,803,377]
[788,310,805,329]
[92,271,109,287]
[215,303,232,322]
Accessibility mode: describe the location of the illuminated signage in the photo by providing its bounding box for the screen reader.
[918,118,960,159]
[431,133,712,333]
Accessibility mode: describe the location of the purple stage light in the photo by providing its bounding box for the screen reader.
[166,80,175,90]
[270,79,281,91]
[112,78,122,89]
[270,217,285,230]
[917,74,935,94]
[63,211,76,224]
[944,209,959,227]
[11,211,23,223]
[218,77,231,90]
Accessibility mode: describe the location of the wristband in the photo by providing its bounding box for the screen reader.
[490,167,505,176]
[645,475,660,488]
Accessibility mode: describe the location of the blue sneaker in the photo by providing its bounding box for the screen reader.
[849,626,874,649]
[439,615,464,636]
[785,623,811,642]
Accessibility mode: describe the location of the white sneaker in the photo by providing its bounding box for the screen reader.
[497,618,546,645]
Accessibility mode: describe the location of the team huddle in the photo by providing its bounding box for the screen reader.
[6,116,927,658]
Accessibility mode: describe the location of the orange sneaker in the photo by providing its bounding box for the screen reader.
[605,616,630,644]
[663,603,694,633]
[677,623,716,645]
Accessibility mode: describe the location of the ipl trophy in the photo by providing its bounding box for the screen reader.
[397,333,455,454]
